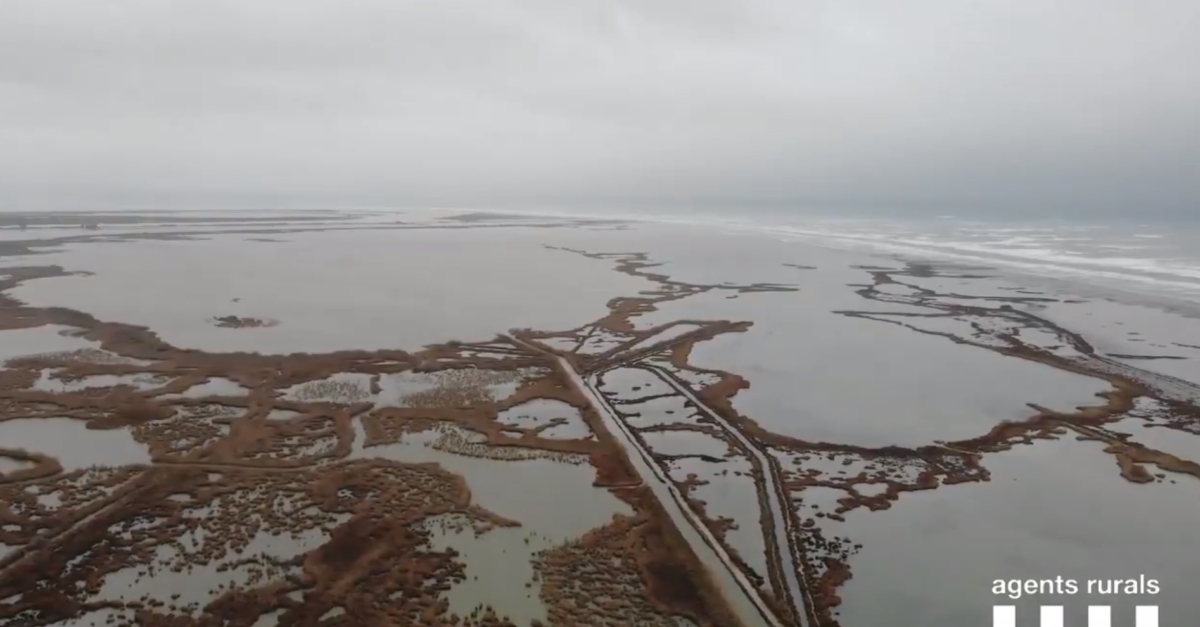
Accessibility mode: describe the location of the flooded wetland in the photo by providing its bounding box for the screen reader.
[2,210,1200,627]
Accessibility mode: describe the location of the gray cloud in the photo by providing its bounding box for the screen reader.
[2,0,1197,216]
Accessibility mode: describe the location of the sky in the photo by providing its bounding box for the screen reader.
[1,0,1197,217]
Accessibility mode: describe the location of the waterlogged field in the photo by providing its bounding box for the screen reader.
[1,210,1199,627]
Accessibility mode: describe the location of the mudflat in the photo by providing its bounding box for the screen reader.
[2,210,1199,627]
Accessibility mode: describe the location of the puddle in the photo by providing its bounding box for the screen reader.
[0,417,151,472]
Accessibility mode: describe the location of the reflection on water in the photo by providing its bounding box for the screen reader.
[833,436,1200,626]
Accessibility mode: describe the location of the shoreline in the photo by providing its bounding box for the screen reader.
[1,211,1198,626]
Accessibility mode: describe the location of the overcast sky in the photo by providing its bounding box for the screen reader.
[1,1,1197,216]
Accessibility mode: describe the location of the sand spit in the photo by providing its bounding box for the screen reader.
[2,217,1199,627]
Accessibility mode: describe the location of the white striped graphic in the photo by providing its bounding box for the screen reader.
[992,606,1158,627]
[1089,606,1112,627]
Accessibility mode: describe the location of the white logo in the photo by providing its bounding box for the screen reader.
[992,606,1158,627]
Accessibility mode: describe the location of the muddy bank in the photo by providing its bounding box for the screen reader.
[3,218,1199,627]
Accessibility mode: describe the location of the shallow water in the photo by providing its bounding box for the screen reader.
[5,212,1200,627]
[0,417,150,471]
[249,610,283,627]
[265,409,303,421]
[644,358,724,391]
[614,323,706,355]
[597,367,677,400]
[689,304,1107,447]
[1109,418,1200,462]
[91,526,331,614]
[666,456,769,586]
[349,420,627,625]
[622,249,1089,452]
[281,372,373,404]
[830,436,1200,627]
[160,376,249,399]
[6,228,652,353]
[349,423,623,540]
[1030,298,1200,384]
[575,327,630,355]
[420,514,552,625]
[0,457,34,474]
[1105,398,1200,462]
[571,365,778,627]
[373,371,440,407]
[641,430,731,458]
[373,369,537,409]
[0,325,97,364]
[495,399,591,440]
[31,369,170,393]
[597,239,1113,446]
[623,397,705,429]
[50,608,130,626]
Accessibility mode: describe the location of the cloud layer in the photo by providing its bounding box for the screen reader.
[2,1,1197,215]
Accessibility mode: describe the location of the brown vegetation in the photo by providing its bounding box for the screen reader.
[2,224,1198,627]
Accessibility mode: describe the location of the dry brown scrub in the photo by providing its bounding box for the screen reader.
[0,248,740,625]
[533,487,738,627]
[4,233,1197,627]
[538,250,1200,627]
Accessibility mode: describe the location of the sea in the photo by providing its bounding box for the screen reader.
[516,205,1200,309]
